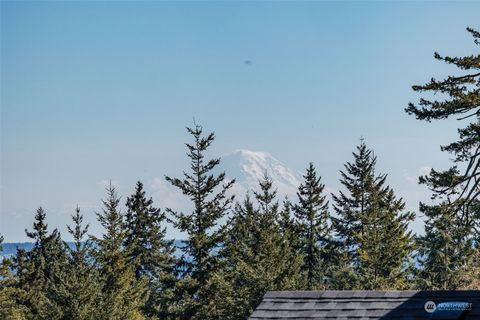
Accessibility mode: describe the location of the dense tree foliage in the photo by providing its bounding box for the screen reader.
[332,141,415,290]
[125,181,176,318]
[414,169,479,290]
[0,234,30,319]
[91,184,148,320]
[294,163,332,289]
[218,174,303,319]
[52,207,102,320]
[0,125,478,319]
[16,207,69,319]
[415,201,475,290]
[165,124,235,319]
[2,37,480,319]
[406,27,480,224]
[407,27,480,291]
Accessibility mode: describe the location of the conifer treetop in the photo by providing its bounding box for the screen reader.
[406,27,480,211]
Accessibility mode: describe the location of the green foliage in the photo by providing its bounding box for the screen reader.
[165,124,235,319]
[406,27,480,291]
[458,245,480,289]
[91,183,148,320]
[218,174,303,320]
[54,207,102,320]
[2,89,479,319]
[415,202,475,289]
[125,181,177,319]
[294,163,332,289]
[415,169,478,290]
[406,27,480,219]
[332,141,415,290]
[326,244,359,290]
[0,235,31,320]
[15,207,69,320]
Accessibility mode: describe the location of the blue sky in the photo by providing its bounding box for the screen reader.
[1,1,479,241]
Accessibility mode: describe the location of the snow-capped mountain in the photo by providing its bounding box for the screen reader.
[151,149,303,211]
[219,149,302,201]
[150,149,303,239]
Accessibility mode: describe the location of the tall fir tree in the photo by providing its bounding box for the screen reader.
[0,234,31,320]
[279,197,303,268]
[213,195,258,320]
[294,163,332,289]
[331,141,375,289]
[458,198,480,289]
[405,27,480,223]
[356,186,415,290]
[406,28,480,290]
[165,124,234,319]
[252,175,303,292]
[332,141,415,290]
[15,207,69,320]
[218,174,303,320]
[277,197,305,289]
[91,183,147,320]
[415,202,475,289]
[415,169,478,289]
[125,181,177,319]
[53,206,102,320]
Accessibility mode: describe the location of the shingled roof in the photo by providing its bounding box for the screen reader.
[249,290,480,319]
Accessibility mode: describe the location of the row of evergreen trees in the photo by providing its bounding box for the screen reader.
[1,127,478,320]
[1,26,479,320]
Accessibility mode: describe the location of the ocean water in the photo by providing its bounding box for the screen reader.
[1,240,186,260]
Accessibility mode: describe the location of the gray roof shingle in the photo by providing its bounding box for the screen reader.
[249,290,480,319]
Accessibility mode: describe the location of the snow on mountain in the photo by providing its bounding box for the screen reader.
[151,149,303,211]
[219,149,302,201]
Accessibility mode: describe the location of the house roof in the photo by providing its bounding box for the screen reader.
[249,290,480,319]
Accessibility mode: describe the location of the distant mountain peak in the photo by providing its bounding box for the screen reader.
[152,149,302,211]
[220,149,301,200]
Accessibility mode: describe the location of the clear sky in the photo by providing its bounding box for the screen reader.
[1,1,479,241]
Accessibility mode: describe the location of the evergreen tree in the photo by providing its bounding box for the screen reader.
[218,175,303,320]
[332,141,415,289]
[459,199,480,289]
[54,207,102,320]
[279,198,304,271]
[91,183,147,320]
[277,198,305,290]
[405,27,480,221]
[0,234,31,320]
[331,141,375,289]
[326,242,358,290]
[165,124,234,319]
[14,207,69,320]
[459,244,480,289]
[251,174,303,291]
[213,195,258,320]
[415,202,475,289]
[125,181,177,319]
[415,169,478,289]
[406,27,480,290]
[294,163,332,289]
[356,187,415,290]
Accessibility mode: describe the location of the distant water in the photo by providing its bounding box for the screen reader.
[1,242,36,259]
[2,241,422,270]
[1,240,186,260]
